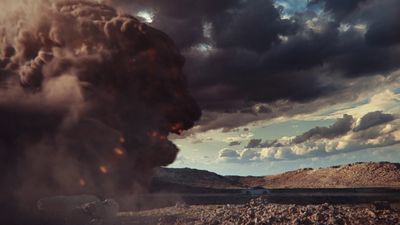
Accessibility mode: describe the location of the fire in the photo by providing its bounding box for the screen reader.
[148,131,159,138]
[147,131,167,141]
[79,178,86,187]
[99,165,109,174]
[120,136,125,144]
[114,147,125,156]
[170,122,184,134]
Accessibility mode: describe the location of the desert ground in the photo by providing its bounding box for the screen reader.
[119,197,400,225]
[38,162,400,225]
[114,162,400,225]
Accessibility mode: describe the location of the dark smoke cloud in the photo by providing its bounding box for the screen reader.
[0,0,200,222]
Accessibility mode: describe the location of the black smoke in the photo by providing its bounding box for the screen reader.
[0,0,200,223]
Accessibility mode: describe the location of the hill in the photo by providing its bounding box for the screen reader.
[263,162,400,188]
[152,167,241,190]
[151,162,400,191]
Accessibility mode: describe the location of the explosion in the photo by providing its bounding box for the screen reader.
[0,0,200,222]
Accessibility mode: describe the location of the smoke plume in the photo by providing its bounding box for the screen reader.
[0,0,200,222]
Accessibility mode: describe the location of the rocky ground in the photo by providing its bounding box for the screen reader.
[119,197,400,225]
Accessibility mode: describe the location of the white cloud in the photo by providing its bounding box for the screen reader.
[259,118,400,161]
[240,149,260,161]
[220,112,400,162]
[331,90,400,119]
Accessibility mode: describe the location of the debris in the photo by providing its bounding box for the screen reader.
[37,195,119,225]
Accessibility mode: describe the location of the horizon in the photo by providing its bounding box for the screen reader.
[168,160,400,177]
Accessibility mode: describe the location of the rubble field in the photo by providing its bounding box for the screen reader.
[119,197,400,225]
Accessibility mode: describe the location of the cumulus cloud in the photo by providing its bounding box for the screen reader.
[292,114,354,144]
[246,139,262,148]
[218,148,240,162]
[354,111,395,132]
[219,112,399,162]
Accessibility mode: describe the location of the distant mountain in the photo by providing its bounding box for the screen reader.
[263,162,400,188]
[151,162,400,191]
[152,167,241,190]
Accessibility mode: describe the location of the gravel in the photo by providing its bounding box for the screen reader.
[121,197,400,225]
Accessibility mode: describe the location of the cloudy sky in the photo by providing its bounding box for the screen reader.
[107,0,400,175]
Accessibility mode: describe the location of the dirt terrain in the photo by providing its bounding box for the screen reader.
[38,162,400,224]
[119,197,400,225]
[262,162,400,188]
[122,162,400,224]
[153,167,242,189]
[153,162,400,190]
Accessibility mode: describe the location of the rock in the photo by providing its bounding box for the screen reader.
[164,199,400,225]
[312,212,324,222]
[321,203,329,210]
[289,206,297,213]
[366,209,377,218]
[333,217,345,225]
[175,201,189,209]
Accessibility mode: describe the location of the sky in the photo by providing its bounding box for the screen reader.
[103,0,400,176]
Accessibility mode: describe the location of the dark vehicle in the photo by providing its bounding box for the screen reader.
[241,186,271,195]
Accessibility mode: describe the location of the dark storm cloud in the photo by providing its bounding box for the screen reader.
[309,0,368,20]
[105,0,400,131]
[292,114,354,144]
[211,0,297,52]
[354,111,395,132]
[103,0,242,48]
[363,0,400,47]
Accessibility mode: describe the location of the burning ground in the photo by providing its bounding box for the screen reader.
[0,0,200,223]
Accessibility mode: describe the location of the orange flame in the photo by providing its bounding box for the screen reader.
[148,131,159,138]
[170,122,184,134]
[99,165,108,174]
[147,131,167,141]
[114,147,125,156]
[79,178,86,187]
